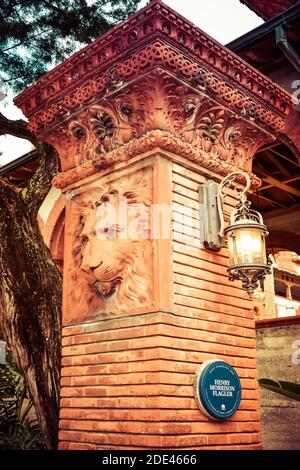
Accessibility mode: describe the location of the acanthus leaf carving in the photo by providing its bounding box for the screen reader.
[52,129,262,191]
[46,71,274,173]
[21,40,290,142]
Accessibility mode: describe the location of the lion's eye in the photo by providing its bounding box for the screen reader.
[80,235,89,247]
[96,224,124,239]
[73,246,81,257]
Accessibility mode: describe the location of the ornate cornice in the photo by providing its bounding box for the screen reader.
[15,0,292,130]
[40,70,272,174]
[14,0,293,179]
[52,129,261,190]
[18,41,287,143]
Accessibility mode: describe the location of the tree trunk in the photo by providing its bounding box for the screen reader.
[0,157,62,449]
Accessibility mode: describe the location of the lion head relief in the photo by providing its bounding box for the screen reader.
[64,168,153,325]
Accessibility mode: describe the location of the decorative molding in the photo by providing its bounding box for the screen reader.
[13,0,292,183]
[52,129,261,190]
[15,0,292,131]
[32,70,273,174]
[17,41,289,142]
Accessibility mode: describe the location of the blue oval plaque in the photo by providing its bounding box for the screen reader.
[194,359,242,420]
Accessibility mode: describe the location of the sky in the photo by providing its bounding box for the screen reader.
[0,0,263,166]
[139,0,263,44]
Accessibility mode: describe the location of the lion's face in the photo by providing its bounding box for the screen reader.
[79,191,150,300]
[64,169,153,325]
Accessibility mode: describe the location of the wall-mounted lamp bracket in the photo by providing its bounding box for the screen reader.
[200,172,271,298]
[199,180,223,252]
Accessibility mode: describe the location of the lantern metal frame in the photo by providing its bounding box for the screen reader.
[200,171,272,298]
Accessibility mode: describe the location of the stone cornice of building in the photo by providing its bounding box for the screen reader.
[52,129,261,190]
[14,0,292,135]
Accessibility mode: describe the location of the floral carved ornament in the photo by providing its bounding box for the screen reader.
[48,71,271,174]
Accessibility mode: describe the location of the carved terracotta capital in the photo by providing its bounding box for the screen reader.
[52,129,261,190]
[14,0,292,177]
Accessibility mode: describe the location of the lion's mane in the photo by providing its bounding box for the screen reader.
[65,169,153,324]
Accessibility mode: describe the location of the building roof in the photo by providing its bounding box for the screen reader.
[240,0,297,20]
[229,1,300,72]
[228,2,300,217]
[0,149,39,187]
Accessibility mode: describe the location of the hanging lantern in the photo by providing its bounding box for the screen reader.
[224,194,271,297]
[200,171,271,297]
[219,172,271,297]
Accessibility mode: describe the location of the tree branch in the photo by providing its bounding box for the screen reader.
[41,0,61,13]
[0,27,53,54]
[24,141,60,219]
[0,110,59,217]
[0,111,38,146]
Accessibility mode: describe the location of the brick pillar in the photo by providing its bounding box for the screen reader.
[57,148,261,450]
[253,269,276,320]
[263,270,276,319]
[14,0,292,452]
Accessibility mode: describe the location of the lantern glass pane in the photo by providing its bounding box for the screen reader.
[228,227,267,266]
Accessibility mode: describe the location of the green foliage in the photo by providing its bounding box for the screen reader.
[0,0,140,94]
[259,378,300,402]
[0,344,44,450]
[0,347,20,398]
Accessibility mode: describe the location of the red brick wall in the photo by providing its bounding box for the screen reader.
[59,312,260,450]
[171,162,261,449]
[58,156,261,450]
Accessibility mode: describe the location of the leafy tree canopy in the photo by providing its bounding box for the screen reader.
[0,0,140,95]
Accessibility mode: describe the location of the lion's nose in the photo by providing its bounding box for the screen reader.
[81,254,103,274]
